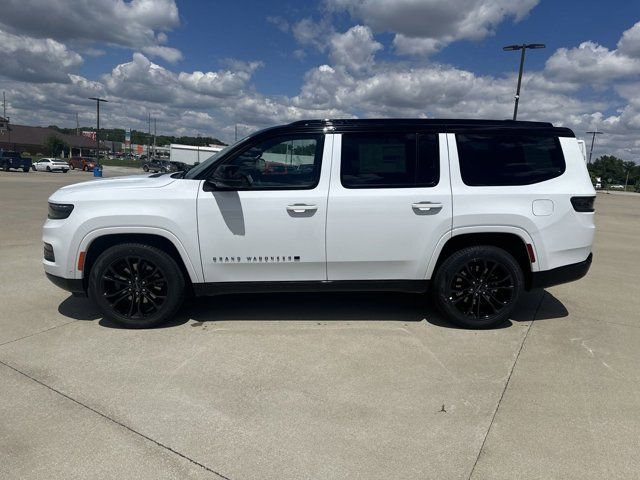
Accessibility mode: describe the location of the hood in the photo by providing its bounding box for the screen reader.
[50,174,177,200]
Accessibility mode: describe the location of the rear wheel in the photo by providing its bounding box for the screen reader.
[433,246,523,329]
[88,243,185,328]
[63,169,68,173]
[23,168,29,172]
[143,165,149,172]
[83,165,88,172]
[46,166,51,172]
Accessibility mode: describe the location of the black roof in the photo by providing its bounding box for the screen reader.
[289,118,552,127]
[285,118,574,136]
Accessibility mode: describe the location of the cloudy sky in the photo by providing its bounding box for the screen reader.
[1,0,639,160]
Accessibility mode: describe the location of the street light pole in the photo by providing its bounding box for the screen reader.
[586,130,603,164]
[503,43,546,120]
[88,97,108,159]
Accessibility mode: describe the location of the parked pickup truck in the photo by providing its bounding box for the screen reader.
[0,150,32,172]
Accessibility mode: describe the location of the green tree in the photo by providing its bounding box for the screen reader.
[45,135,69,157]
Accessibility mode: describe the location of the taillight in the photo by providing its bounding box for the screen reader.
[571,196,595,212]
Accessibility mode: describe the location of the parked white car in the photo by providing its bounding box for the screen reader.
[33,158,69,173]
[42,119,595,329]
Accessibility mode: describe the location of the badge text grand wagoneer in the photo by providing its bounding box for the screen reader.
[43,119,595,329]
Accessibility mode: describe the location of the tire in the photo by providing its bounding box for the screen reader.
[32,165,37,171]
[23,168,29,172]
[71,164,75,170]
[88,243,185,328]
[143,165,149,172]
[63,169,68,173]
[432,246,524,329]
[46,166,51,172]
[2,164,8,172]
[83,165,88,172]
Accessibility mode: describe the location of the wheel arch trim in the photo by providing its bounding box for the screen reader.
[425,225,540,280]
[75,226,203,283]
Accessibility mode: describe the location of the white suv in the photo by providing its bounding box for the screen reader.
[43,119,595,329]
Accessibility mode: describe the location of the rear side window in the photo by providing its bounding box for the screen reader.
[456,134,565,186]
[341,133,439,188]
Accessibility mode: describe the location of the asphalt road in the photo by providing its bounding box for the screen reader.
[1,168,638,480]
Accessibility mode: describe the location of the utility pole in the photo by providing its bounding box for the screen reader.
[76,113,79,136]
[153,118,157,158]
[147,113,151,159]
[586,131,603,164]
[235,124,238,142]
[2,92,9,145]
[503,43,546,120]
[88,97,108,159]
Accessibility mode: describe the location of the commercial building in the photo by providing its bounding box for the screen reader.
[0,120,107,157]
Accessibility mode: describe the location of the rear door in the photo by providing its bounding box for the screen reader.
[326,132,452,280]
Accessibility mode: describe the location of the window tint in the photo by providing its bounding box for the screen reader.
[211,135,323,190]
[456,134,565,186]
[341,133,439,188]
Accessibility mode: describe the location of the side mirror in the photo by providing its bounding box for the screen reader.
[203,177,242,191]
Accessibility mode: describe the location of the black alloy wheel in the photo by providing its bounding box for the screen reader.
[89,243,185,328]
[433,246,523,329]
[447,258,514,319]
[101,256,167,319]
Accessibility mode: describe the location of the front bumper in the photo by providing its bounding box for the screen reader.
[45,273,86,296]
[530,253,593,290]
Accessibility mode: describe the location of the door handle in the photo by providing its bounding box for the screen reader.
[412,202,443,214]
[287,204,318,213]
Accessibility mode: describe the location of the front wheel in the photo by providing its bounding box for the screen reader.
[88,243,185,328]
[46,166,51,172]
[432,246,524,329]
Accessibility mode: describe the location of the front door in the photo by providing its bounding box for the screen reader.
[197,133,333,283]
[326,132,452,280]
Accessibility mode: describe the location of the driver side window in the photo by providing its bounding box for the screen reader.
[211,134,324,190]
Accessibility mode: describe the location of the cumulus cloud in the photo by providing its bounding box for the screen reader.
[142,45,183,63]
[0,0,180,50]
[0,28,82,83]
[327,0,539,55]
[545,41,640,84]
[292,17,334,51]
[179,61,263,97]
[329,26,382,72]
[617,22,640,58]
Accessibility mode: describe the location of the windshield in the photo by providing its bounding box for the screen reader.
[183,143,234,179]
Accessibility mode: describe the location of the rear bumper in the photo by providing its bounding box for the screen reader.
[530,253,592,290]
[45,273,86,296]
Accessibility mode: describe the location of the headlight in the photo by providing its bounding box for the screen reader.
[48,203,74,219]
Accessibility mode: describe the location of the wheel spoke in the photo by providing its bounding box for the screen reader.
[109,290,131,307]
[482,293,501,314]
[105,286,129,299]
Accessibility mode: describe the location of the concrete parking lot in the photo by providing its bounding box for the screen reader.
[1,168,639,480]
